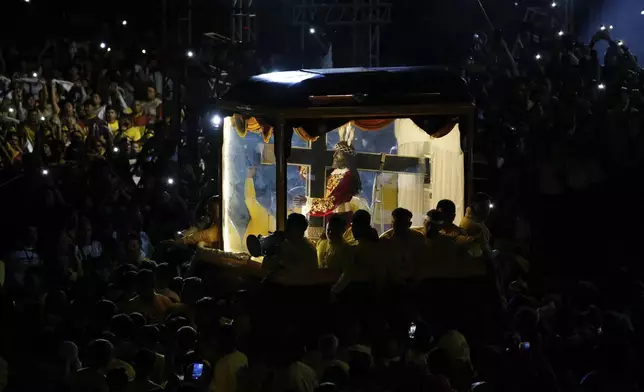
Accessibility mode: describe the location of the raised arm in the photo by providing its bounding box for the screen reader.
[51,82,60,116]
[39,80,49,112]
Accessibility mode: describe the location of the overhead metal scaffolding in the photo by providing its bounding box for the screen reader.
[232,0,257,44]
[292,0,392,67]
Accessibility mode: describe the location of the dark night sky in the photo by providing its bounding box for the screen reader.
[2,0,612,67]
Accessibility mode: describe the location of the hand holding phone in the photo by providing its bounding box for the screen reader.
[408,322,417,339]
[192,363,204,380]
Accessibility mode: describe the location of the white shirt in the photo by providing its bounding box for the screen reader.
[8,248,41,285]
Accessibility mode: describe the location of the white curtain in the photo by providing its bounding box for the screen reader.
[428,124,465,223]
[394,119,465,226]
[395,119,432,227]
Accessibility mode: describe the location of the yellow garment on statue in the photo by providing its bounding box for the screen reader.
[244,177,276,241]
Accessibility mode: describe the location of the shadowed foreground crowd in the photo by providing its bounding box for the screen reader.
[0,157,643,392]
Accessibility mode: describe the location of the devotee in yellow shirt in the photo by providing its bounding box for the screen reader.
[316,214,358,293]
[317,215,354,272]
[106,107,120,134]
[122,270,174,323]
[123,127,142,142]
[213,326,248,392]
[173,196,221,249]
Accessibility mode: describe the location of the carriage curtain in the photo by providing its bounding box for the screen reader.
[230,115,456,142]
[394,119,465,226]
[231,114,274,143]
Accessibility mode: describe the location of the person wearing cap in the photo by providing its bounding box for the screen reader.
[295,141,362,224]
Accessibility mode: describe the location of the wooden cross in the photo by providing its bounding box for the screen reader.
[287,136,430,233]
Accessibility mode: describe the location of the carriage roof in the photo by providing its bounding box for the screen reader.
[216,66,474,120]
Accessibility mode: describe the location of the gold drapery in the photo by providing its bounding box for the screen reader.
[230,115,455,143]
[294,127,319,142]
[231,114,274,143]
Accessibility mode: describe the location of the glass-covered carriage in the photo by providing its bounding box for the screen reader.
[213,66,474,254]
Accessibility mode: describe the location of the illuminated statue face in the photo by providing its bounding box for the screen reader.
[332,150,347,169]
